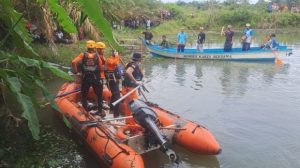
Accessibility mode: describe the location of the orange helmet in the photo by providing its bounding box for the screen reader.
[96,42,106,49]
[86,40,96,48]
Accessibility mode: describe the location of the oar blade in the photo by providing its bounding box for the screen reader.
[275,58,283,65]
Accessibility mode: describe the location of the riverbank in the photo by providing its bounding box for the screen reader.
[0,122,85,167]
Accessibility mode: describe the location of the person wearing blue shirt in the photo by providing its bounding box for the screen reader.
[177,28,188,52]
[267,2,273,13]
[242,23,254,51]
[264,33,279,50]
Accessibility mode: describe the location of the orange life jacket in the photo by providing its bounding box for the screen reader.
[106,55,120,71]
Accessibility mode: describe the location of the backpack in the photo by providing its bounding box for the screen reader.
[116,64,124,78]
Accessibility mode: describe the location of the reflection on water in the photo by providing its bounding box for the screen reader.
[143,146,220,168]
[144,59,290,97]
[142,44,300,168]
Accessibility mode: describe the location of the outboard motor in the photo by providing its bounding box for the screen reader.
[129,99,179,163]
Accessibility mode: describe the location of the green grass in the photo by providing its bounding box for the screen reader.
[34,42,85,66]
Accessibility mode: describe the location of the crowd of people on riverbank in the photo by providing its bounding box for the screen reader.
[267,2,300,13]
[71,40,144,120]
[113,17,159,30]
[112,8,174,30]
[26,22,82,44]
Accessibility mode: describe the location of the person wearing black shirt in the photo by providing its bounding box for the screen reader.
[221,25,234,52]
[197,27,205,52]
[141,29,153,45]
[160,35,169,49]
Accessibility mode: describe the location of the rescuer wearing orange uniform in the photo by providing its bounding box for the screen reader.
[71,40,106,117]
[105,50,122,117]
[95,42,106,80]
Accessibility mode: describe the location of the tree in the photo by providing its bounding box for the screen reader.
[0,0,120,139]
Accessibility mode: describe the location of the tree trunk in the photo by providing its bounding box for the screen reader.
[41,3,58,55]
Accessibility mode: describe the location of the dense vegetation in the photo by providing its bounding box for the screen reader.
[150,1,300,31]
[0,0,123,166]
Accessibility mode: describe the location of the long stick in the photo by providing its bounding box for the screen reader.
[84,116,132,124]
[112,84,142,106]
[272,50,282,65]
[81,116,133,128]
[55,88,80,98]
[139,88,148,102]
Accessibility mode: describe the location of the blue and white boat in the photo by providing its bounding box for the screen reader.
[144,44,292,61]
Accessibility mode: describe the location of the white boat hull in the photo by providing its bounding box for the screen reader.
[146,45,291,61]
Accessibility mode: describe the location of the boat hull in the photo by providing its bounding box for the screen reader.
[146,44,291,61]
[55,83,144,168]
[55,82,221,168]
[147,103,221,155]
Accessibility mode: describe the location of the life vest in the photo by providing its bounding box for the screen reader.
[105,55,124,80]
[243,29,253,43]
[123,62,143,87]
[82,52,100,77]
[106,55,120,71]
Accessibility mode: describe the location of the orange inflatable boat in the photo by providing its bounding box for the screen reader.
[54,82,221,168]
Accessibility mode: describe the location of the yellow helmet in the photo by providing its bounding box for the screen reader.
[86,40,96,48]
[96,42,106,49]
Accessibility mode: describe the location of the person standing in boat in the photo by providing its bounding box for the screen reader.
[197,27,205,52]
[122,53,144,124]
[95,42,106,80]
[177,27,188,52]
[141,28,153,45]
[221,25,234,52]
[105,50,123,118]
[71,40,106,118]
[242,23,254,51]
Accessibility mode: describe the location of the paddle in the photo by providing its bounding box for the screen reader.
[80,116,133,130]
[112,84,143,106]
[274,52,283,65]
[54,88,81,98]
[272,50,283,65]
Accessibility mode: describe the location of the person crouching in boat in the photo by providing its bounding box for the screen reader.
[160,35,169,49]
[71,40,106,118]
[122,53,144,124]
[105,50,123,118]
[262,33,279,50]
[221,25,234,52]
